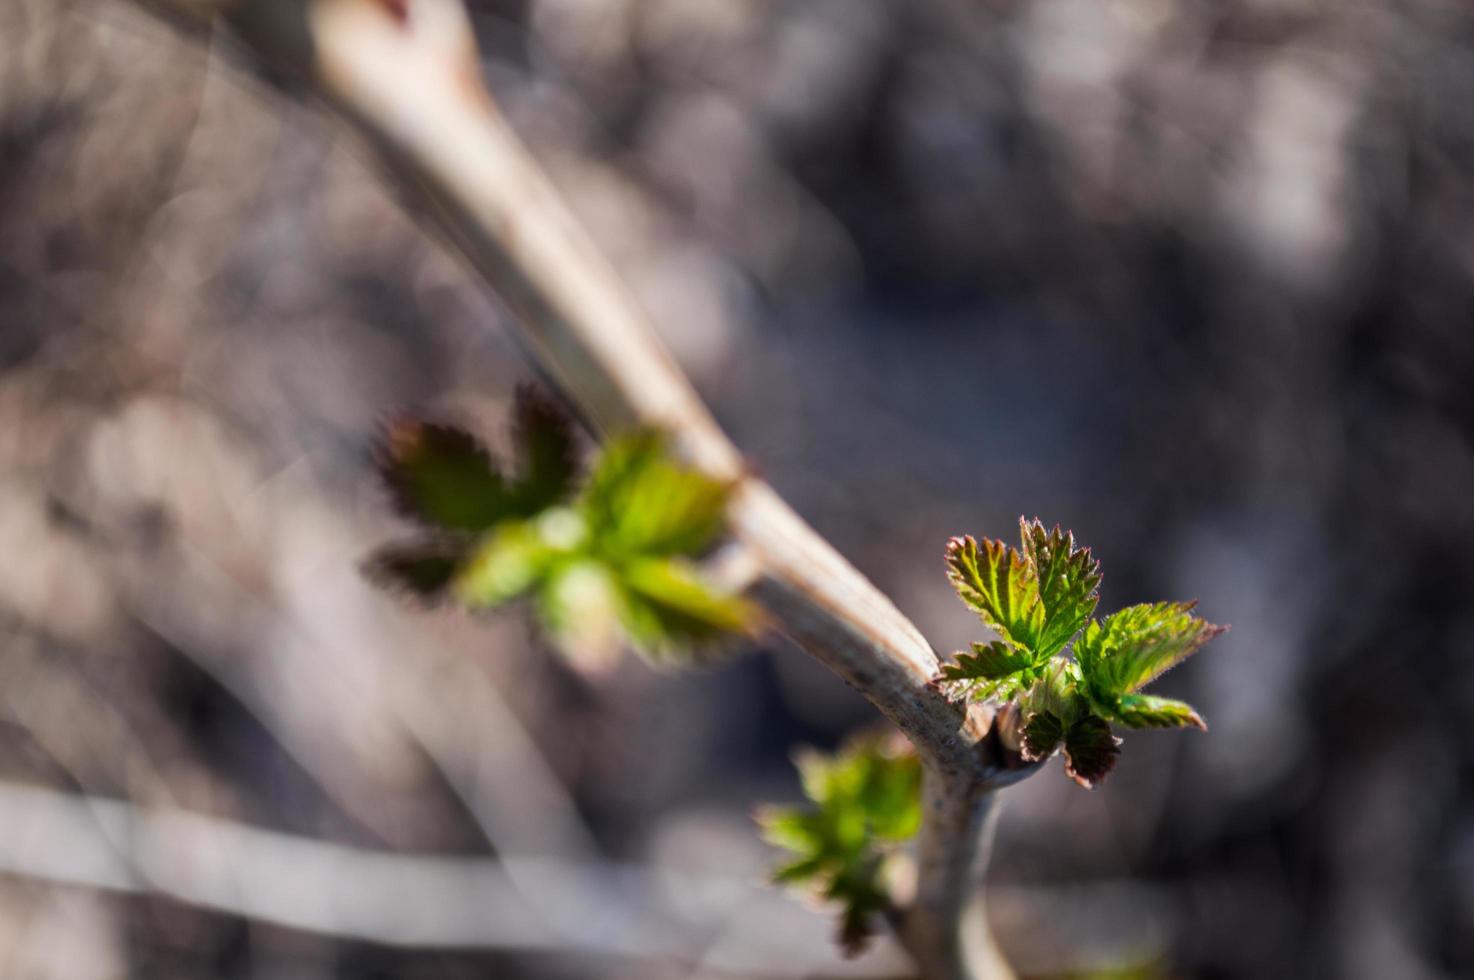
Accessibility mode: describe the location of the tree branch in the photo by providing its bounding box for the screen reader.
[115,1,1037,975]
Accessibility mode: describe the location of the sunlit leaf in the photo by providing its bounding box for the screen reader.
[579,430,734,558]
[616,558,755,657]
[454,520,558,607]
[1075,601,1225,700]
[1111,693,1206,731]
[944,534,1044,652]
[370,408,756,674]
[940,641,1035,681]
[1020,517,1101,657]
[759,736,921,957]
[938,640,1037,701]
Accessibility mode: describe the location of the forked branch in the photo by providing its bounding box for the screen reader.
[123,1,1030,975]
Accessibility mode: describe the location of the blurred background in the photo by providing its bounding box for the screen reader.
[1,0,1472,976]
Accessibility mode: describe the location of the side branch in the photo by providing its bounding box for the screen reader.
[122,1,1030,975]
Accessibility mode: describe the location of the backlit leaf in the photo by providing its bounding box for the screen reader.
[944,535,1044,652]
[760,736,921,957]
[938,640,1036,701]
[1020,517,1101,657]
[1075,601,1225,700]
[1111,693,1207,731]
[616,558,755,657]
[454,520,558,608]
[579,430,733,558]
[940,641,1035,681]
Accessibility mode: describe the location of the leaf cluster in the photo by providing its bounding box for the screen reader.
[941,518,1225,787]
[758,735,922,956]
[365,387,755,665]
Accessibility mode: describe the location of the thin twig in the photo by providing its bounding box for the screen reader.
[0,781,1177,976]
[113,1,1035,975]
[0,780,908,977]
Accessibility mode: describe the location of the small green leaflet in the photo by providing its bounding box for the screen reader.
[940,520,1223,788]
[367,392,755,666]
[1021,520,1101,658]
[1074,601,1219,696]
[377,385,580,535]
[617,558,755,659]
[454,518,563,608]
[760,735,922,956]
[945,533,1045,652]
[578,429,733,559]
[378,420,513,532]
[1014,600,1221,784]
[1113,694,1206,731]
[936,641,1037,701]
[941,518,1101,700]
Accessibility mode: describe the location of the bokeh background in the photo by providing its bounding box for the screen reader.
[2,0,1472,977]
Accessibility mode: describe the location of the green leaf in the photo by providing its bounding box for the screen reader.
[1075,601,1225,701]
[1062,714,1121,789]
[940,641,1035,682]
[832,864,890,957]
[453,520,559,608]
[1020,517,1101,657]
[370,411,755,668]
[937,640,1038,701]
[509,384,578,512]
[362,540,463,599]
[616,558,755,657]
[377,419,515,531]
[579,430,733,558]
[760,736,921,956]
[933,520,1226,791]
[787,738,922,842]
[759,809,825,859]
[858,757,924,843]
[1111,693,1206,731]
[944,534,1045,652]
